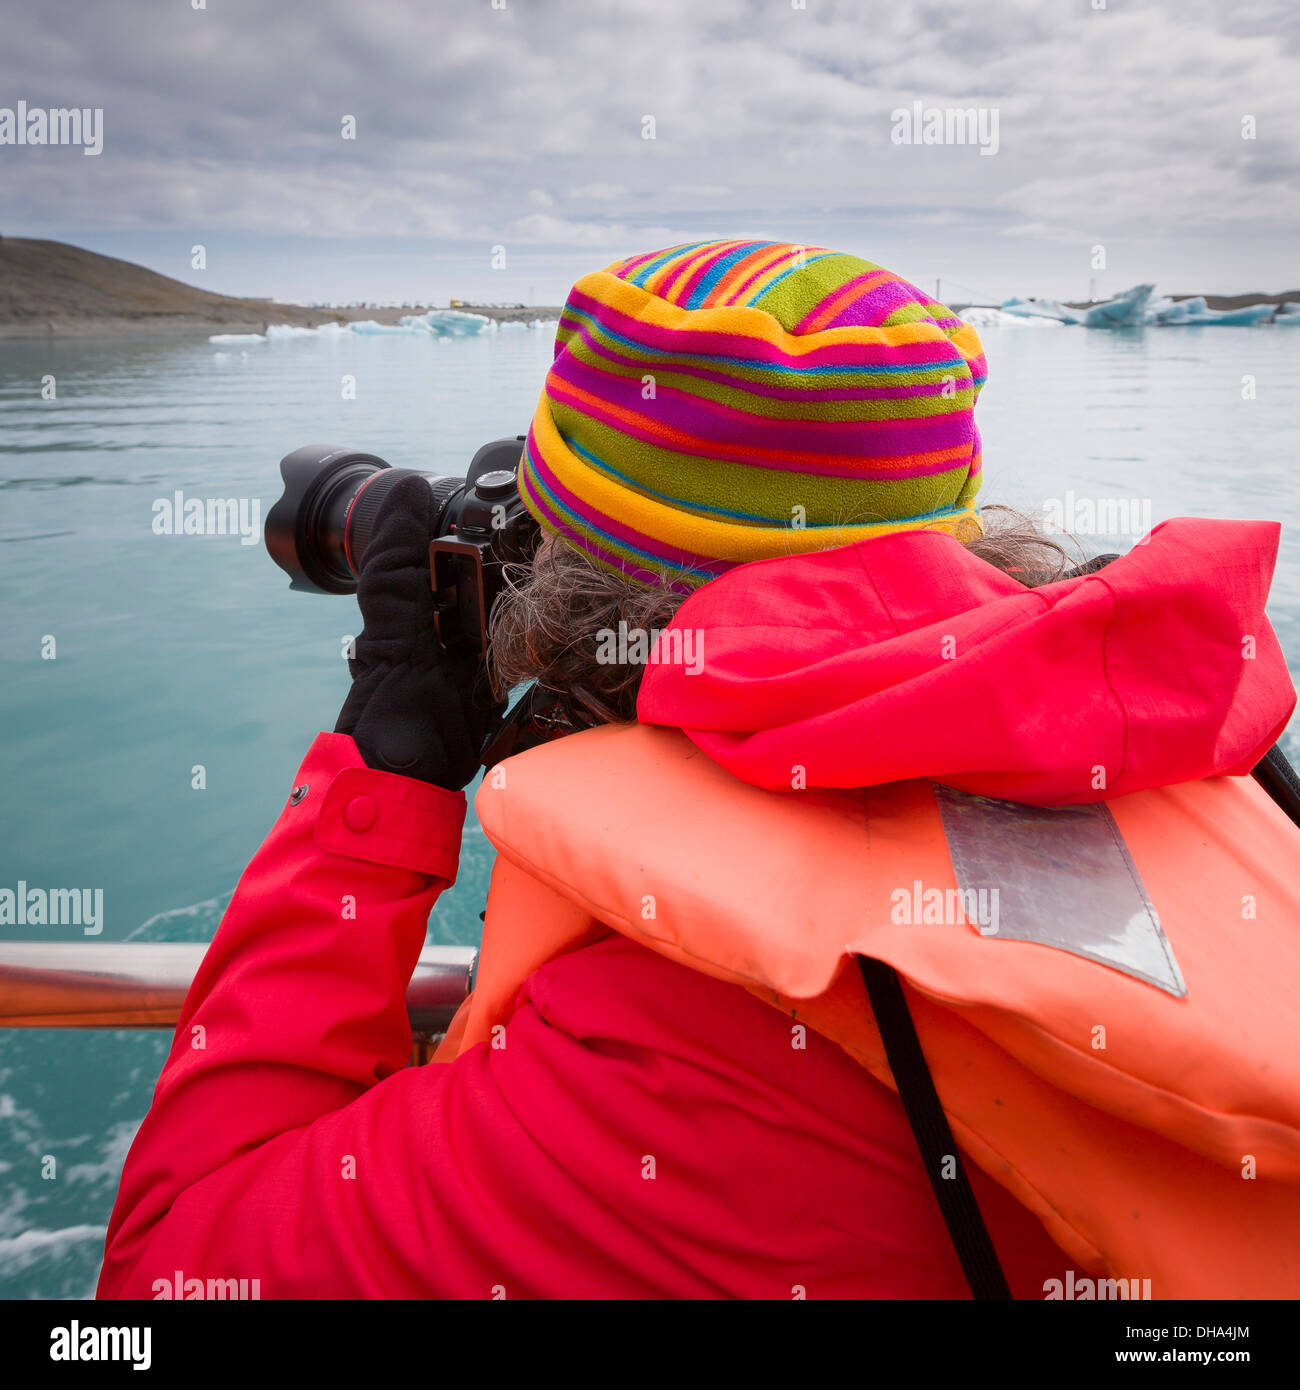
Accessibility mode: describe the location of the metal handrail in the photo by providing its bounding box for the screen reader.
[0,941,476,1034]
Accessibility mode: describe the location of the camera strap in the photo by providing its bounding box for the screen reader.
[856,954,1013,1300]
[478,683,587,768]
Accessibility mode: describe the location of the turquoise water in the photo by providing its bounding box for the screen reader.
[1,321,1298,1298]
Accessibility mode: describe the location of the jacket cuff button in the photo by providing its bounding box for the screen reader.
[343,794,379,832]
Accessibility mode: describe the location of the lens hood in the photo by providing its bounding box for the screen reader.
[265,446,391,594]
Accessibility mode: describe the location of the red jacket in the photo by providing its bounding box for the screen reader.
[98,518,1294,1299]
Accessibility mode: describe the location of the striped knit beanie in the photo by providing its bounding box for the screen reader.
[519,239,987,592]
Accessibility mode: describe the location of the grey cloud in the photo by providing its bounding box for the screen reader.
[0,0,1295,293]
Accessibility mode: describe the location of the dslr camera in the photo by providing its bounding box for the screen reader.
[265,437,572,762]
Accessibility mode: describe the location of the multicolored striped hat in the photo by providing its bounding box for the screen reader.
[519,239,987,592]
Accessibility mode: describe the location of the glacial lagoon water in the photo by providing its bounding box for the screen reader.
[1,318,1298,1298]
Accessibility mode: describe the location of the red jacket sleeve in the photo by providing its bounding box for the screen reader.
[96,732,467,1298]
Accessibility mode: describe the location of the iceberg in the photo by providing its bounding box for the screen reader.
[395,309,495,336]
[989,286,1283,330]
[1077,284,1154,327]
[339,319,423,335]
[1145,295,1196,324]
[264,322,348,339]
[209,308,560,347]
[1146,296,1277,326]
[1208,304,1281,326]
[1000,285,1152,328]
[959,306,1065,328]
[999,295,1078,325]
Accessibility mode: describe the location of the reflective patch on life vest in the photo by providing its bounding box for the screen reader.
[933,786,1188,998]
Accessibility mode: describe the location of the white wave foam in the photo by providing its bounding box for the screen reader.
[0,1224,106,1273]
[124,892,230,942]
[65,1120,142,1188]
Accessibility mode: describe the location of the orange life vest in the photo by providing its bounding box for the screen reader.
[435,722,1300,1298]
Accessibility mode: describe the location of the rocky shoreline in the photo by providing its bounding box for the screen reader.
[0,301,562,342]
[0,237,560,341]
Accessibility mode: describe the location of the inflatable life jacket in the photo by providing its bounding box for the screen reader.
[435,721,1300,1299]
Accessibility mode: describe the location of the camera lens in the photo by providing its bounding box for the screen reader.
[266,438,532,609]
[341,469,465,580]
[266,446,470,594]
[265,448,387,593]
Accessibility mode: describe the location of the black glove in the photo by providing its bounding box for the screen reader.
[335,474,504,790]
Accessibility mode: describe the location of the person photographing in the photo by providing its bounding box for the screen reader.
[100,241,1300,1300]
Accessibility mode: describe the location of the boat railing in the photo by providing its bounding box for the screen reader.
[0,941,476,1039]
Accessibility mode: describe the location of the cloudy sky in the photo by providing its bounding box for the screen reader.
[1,0,1296,306]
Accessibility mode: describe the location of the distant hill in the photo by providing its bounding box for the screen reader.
[0,236,345,338]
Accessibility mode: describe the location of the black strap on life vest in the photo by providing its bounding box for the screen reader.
[1253,743,1300,829]
[856,955,1012,1300]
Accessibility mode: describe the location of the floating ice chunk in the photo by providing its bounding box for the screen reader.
[210,310,554,344]
[1000,295,1080,324]
[999,285,1150,328]
[264,322,347,339]
[397,309,494,336]
[1077,285,1153,327]
[1148,296,1275,326]
[960,306,1065,328]
[344,319,415,335]
[1148,295,1208,323]
[1191,304,1275,325]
